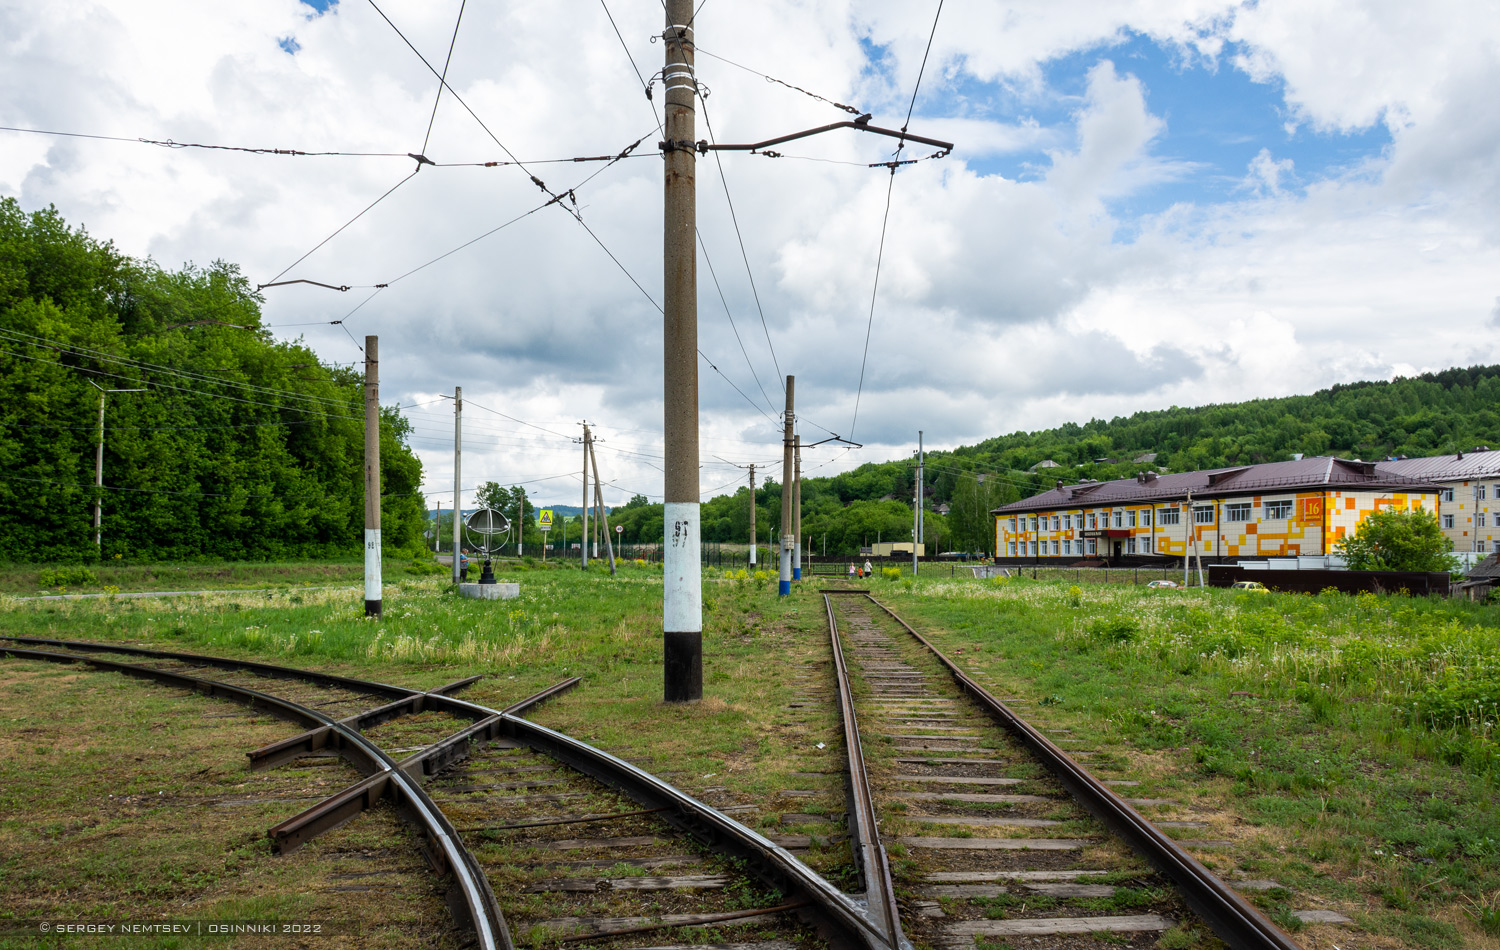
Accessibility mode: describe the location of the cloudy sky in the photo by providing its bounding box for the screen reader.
[4,0,1499,509]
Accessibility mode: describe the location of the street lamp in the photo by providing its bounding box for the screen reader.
[88,380,146,549]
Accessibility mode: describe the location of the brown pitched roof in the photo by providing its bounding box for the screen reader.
[1379,449,1500,481]
[993,457,1440,515]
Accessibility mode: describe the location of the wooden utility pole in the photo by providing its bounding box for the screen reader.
[793,435,802,580]
[779,376,795,597]
[87,380,143,550]
[364,336,381,618]
[589,437,617,575]
[581,424,590,570]
[662,0,701,701]
[748,463,757,566]
[452,386,462,585]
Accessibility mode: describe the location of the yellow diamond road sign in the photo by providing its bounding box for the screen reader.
[538,509,553,529]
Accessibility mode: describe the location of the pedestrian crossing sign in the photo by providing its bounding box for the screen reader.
[538,509,553,530]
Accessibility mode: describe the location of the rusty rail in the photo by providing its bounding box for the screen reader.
[823,594,909,950]
[0,644,510,950]
[852,593,1302,950]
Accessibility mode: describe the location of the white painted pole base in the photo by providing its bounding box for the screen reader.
[663,502,702,701]
[364,528,382,617]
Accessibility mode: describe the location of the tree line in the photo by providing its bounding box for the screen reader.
[0,199,427,562]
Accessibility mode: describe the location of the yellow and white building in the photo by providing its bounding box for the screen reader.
[994,457,1440,562]
[1379,449,1499,555]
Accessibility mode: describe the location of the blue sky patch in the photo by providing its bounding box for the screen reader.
[299,0,338,13]
[278,35,301,55]
[928,32,1392,220]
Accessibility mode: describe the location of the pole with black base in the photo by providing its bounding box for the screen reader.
[363,335,381,618]
[661,0,701,702]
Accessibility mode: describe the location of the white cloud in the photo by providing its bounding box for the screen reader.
[3,0,1499,506]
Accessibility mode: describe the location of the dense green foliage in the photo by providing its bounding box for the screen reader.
[1336,508,1459,573]
[612,365,1500,557]
[0,199,426,561]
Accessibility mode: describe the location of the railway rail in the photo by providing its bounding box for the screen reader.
[0,635,893,950]
[815,591,1304,950]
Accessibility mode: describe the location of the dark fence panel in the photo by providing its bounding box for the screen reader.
[1207,565,1451,596]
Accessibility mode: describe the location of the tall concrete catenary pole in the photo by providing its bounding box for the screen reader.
[779,376,795,597]
[793,435,802,581]
[914,430,923,576]
[581,424,590,570]
[452,387,462,586]
[662,0,702,702]
[364,336,381,618]
[748,463,757,566]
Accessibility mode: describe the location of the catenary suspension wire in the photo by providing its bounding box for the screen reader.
[698,231,778,417]
[420,0,468,156]
[262,169,420,288]
[700,97,785,391]
[693,48,863,116]
[0,125,409,157]
[849,0,945,442]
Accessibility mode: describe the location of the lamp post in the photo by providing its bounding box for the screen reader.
[88,381,145,550]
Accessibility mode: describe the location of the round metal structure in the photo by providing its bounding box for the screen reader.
[464,508,510,556]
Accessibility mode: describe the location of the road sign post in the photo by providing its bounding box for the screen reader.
[539,510,553,562]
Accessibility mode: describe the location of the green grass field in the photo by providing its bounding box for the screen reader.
[1,563,1497,945]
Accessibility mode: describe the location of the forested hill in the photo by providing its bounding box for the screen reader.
[606,364,1500,557]
[0,199,426,561]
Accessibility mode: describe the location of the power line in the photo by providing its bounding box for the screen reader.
[693,47,863,116]
[700,96,784,390]
[420,0,468,156]
[698,230,777,417]
[849,0,946,442]
[261,169,420,288]
[0,125,410,157]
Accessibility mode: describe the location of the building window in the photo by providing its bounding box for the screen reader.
[1479,485,1488,500]
[1158,506,1180,526]
[1009,517,1018,532]
[1087,539,1097,554]
[1479,540,1489,553]
[1195,506,1215,524]
[1113,510,1123,528]
[1140,509,1152,527]
[1478,512,1488,528]
[1442,488,1455,502]
[1089,513,1098,529]
[1128,510,1137,528]
[1051,540,1060,556]
[1009,542,1017,556]
[1062,540,1071,555]
[1029,541,1038,556]
[1225,502,1251,522]
[1052,516,1060,531]
[1030,516,1039,531]
[1141,537,1153,553]
[1062,514,1072,530]
[1126,538,1137,554]
[1443,514,1455,528]
[1265,500,1293,520]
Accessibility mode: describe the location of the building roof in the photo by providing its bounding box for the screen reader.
[1028,459,1059,471]
[1378,448,1500,482]
[1468,554,1500,579]
[993,456,1440,515]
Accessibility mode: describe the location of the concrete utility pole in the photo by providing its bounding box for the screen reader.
[516,488,525,558]
[581,424,590,570]
[661,0,702,702]
[913,431,923,577]
[747,463,757,567]
[364,336,381,618]
[779,376,795,597]
[452,387,462,586]
[588,436,617,575]
[434,500,441,553]
[87,380,144,550]
[793,435,802,581]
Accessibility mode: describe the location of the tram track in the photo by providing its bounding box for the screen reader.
[0,635,897,950]
[816,591,1304,950]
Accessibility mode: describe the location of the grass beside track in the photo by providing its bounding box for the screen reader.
[2,563,1498,947]
[876,576,1500,948]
